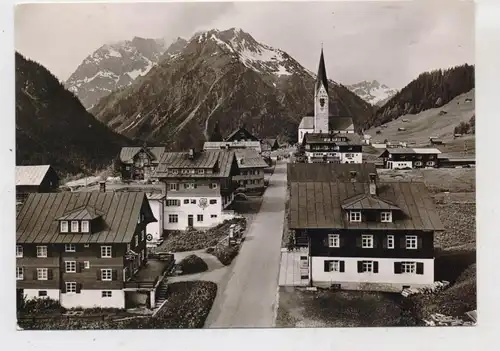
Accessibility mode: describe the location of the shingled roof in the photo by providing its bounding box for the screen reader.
[16,192,155,244]
[119,147,165,164]
[287,163,378,183]
[235,150,269,169]
[298,116,355,132]
[288,181,443,231]
[341,193,400,211]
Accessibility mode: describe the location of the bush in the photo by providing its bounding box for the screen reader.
[212,245,240,266]
[18,297,65,315]
[178,255,209,275]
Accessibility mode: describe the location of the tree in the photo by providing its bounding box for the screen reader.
[209,121,223,141]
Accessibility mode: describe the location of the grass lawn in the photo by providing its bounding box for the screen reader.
[276,287,416,328]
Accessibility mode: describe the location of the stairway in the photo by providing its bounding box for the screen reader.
[155,279,169,308]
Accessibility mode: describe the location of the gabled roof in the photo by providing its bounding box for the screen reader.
[303,132,361,145]
[299,116,314,130]
[379,148,442,157]
[119,147,165,164]
[16,165,55,186]
[341,193,400,210]
[298,116,355,132]
[57,206,105,221]
[315,48,329,95]
[288,181,443,231]
[235,150,269,169]
[203,141,261,152]
[16,192,155,244]
[287,163,378,183]
[224,126,259,142]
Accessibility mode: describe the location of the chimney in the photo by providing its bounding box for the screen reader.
[369,173,377,195]
[349,170,357,182]
[188,148,195,159]
[240,158,244,165]
[99,181,106,193]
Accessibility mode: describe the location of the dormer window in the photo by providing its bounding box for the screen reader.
[197,169,205,174]
[81,221,90,233]
[381,211,392,222]
[60,221,69,233]
[349,211,361,222]
[71,221,79,232]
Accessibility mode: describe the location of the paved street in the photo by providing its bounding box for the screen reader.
[205,160,287,328]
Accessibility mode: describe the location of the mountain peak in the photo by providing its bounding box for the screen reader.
[347,80,397,106]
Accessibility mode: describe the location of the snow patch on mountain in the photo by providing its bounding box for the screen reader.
[346,80,397,106]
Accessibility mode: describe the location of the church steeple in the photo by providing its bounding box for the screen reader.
[315,48,329,95]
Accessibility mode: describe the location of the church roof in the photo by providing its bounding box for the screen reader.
[298,116,355,132]
[299,116,314,130]
[315,48,329,95]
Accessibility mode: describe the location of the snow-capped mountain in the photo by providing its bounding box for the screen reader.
[65,36,187,109]
[92,28,372,149]
[346,80,397,106]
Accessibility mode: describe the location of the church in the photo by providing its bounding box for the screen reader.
[297,49,355,144]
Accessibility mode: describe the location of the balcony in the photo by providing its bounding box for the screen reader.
[123,255,174,290]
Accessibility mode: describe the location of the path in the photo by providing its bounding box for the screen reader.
[205,160,287,328]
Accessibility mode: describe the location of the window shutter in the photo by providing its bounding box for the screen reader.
[356,236,362,248]
[373,261,379,273]
[324,260,330,272]
[339,261,345,273]
[76,283,82,294]
[339,236,344,247]
[417,237,423,249]
[33,271,37,280]
[96,269,101,280]
[112,269,118,281]
[98,246,102,258]
[47,269,53,280]
[323,237,328,247]
[382,237,387,249]
[61,283,66,293]
[372,237,377,249]
[416,262,424,275]
[400,237,406,249]
[394,262,402,274]
[76,262,81,273]
[357,261,363,273]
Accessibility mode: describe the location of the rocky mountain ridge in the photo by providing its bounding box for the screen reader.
[346,80,398,106]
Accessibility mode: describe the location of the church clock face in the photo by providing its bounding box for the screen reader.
[320,98,326,108]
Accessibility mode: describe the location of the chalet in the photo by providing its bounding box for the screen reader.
[153,149,239,231]
[234,150,269,193]
[303,132,363,164]
[262,139,280,151]
[119,146,165,181]
[379,148,441,169]
[288,171,444,292]
[146,193,166,247]
[224,126,260,142]
[16,165,59,201]
[203,141,262,153]
[16,191,174,309]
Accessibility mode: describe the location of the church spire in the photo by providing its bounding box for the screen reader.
[315,48,329,95]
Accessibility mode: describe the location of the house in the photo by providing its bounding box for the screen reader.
[378,148,441,169]
[302,132,363,164]
[203,141,262,153]
[16,191,174,309]
[153,149,239,231]
[119,146,165,180]
[233,150,269,193]
[288,170,444,292]
[224,125,260,142]
[262,138,280,151]
[430,138,444,146]
[287,162,378,185]
[298,48,355,144]
[16,165,59,201]
[438,156,475,168]
[146,193,166,247]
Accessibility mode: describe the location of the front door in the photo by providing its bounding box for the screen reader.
[188,215,194,227]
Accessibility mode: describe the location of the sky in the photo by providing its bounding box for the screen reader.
[14,0,475,89]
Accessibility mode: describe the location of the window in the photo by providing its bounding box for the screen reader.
[406,235,418,249]
[16,267,23,280]
[141,230,144,241]
[81,221,89,233]
[184,183,197,189]
[414,161,422,167]
[362,261,374,273]
[135,235,138,246]
[37,246,47,258]
[101,269,112,281]
[329,261,341,272]
[197,169,205,174]
[167,199,180,206]
[84,261,90,269]
[426,161,435,166]
[65,244,76,252]
[127,243,131,251]
[169,183,179,191]
[172,169,178,174]
[101,246,112,258]
[38,291,47,297]
[65,261,76,273]
[190,199,196,204]
[184,199,189,204]
[381,212,392,222]
[349,211,361,222]
[328,234,340,248]
[60,221,69,233]
[361,235,373,248]
[65,282,77,294]
[211,214,217,218]
[197,214,204,222]
[71,221,79,232]
[387,235,395,249]
[401,262,417,274]
[168,214,178,223]
[16,245,23,258]
[209,199,217,205]
[37,268,48,280]
[209,183,218,189]
[102,291,112,298]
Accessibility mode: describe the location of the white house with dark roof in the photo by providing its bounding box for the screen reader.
[379,148,442,169]
[119,146,165,180]
[146,193,165,247]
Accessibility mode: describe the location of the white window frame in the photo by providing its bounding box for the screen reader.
[16,245,23,258]
[141,230,144,241]
[101,246,112,258]
[211,214,217,218]
[387,235,395,249]
[401,262,417,274]
[381,211,392,222]
[209,199,217,204]
[102,291,112,298]
[81,220,90,233]
[349,211,361,222]
[167,199,180,207]
[36,246,47,258]
[65,282,77,294]
[71,221,79,232]
[60,221,69,233]
[211,183,218,189]
[135,235,138,246]
[328,234,340,248]
[329,261,340,272]
[197,214,204,222]
[65,261,76,273]
[362,261,374,273]
[191,199,196,204]
[37,268,48,280]
[406,235,418,249]
[65,244,76,252]
[168,214,178,223]
[361,235,374,248]
[84,261,90,269]
[101,269,112,281]
[169,183,179,191]
[16,266,24,280]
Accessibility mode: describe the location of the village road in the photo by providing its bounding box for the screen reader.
[204,160,287,328]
